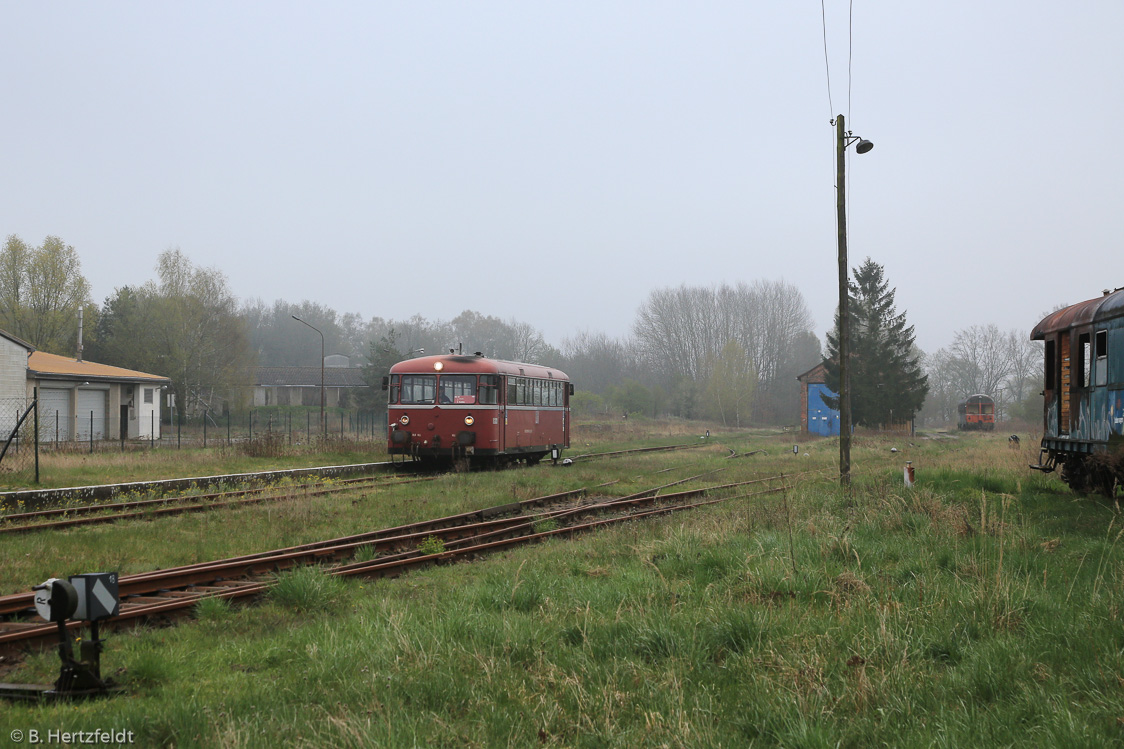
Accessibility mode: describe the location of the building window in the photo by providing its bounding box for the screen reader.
[143,388,154,404]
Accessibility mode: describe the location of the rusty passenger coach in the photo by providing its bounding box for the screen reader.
[1029,287,1124,496]
[384,354,572,465]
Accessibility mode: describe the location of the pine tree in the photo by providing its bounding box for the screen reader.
[824,258,928,427]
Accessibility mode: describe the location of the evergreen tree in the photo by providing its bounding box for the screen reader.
[824,258,928,427]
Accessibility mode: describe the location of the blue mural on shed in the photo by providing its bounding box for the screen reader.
[807,383,840,437]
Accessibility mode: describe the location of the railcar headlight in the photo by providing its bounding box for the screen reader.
[464,415,474,426]
[433,361,444,371]
[399,415,410,426]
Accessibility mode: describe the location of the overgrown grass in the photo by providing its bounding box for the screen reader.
[2,429,1122,746]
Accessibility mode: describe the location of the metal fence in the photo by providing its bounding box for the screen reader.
[0,396,37,486]
[160,407,388,448]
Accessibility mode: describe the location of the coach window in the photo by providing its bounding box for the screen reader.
[1095,330,1108,387]
[479,375,499,405]
[1078,332,1091,388]
[1044,340,1055,390]
[388,375,401,404]
[400,374,437,404]
[439,375,476,404]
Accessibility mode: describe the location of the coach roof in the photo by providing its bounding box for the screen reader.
[1031,287,1124,340]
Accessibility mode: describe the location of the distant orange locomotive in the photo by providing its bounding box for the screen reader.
[384,353,572,465]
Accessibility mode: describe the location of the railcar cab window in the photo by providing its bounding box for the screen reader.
[400,375,437,404]
[479,375,499,405]
[439,375,477,404]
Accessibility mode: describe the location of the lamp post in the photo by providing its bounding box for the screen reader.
[835,113,873,488]
[292,315,325,437]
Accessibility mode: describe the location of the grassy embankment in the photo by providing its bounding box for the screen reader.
[2,425,1122,747]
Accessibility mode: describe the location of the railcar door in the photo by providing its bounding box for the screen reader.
[498,375,508,452]
[1060,334,1071,434]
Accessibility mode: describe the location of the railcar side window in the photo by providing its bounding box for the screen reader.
[388,375,401,404]
[1095,330,1108,387]
[1044,340,1055,390]
[439,375,477,404]
[400,375,437,404]
[1079,332,1091,388]
[479,375,499,405]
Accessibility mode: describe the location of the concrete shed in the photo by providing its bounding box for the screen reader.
[26,352,171,442]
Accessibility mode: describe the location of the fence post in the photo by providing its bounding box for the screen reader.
[89,411,94,454]
[150,411,154,449]
[33,389,39,484]
[227,411,231,445]
[203,410,207,448]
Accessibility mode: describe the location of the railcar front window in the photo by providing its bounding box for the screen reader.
[439,375,477,404]
[401,375,437,404]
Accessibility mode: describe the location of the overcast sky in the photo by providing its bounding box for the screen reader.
[2,2,1120,356]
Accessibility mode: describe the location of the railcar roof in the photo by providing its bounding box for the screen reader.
[1031,287,1124,340]
[389,355,569,380]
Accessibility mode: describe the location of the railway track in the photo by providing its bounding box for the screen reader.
[0,473,436,535]
[0,441,719,534]
[0,465,827,653]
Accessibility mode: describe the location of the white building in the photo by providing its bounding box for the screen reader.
[0,329,171,442]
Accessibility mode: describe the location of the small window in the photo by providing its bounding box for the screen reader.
[143,388,154,404]
[1095,330,1108,387]
[388,374,400,404]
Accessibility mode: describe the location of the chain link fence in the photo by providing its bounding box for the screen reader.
[0,396,37,487]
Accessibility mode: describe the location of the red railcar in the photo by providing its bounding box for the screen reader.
[384,354,572,465]
[957,394,996,431]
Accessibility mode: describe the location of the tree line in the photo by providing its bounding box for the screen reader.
[0,232,1045,429]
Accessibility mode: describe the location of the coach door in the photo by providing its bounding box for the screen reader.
[1059,333,1071,435]
[498,376,507,450]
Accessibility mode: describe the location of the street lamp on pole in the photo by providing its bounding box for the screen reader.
[292,315,325,437]
[835,113,873,488]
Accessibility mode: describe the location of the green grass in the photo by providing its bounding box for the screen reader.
[2,429,1123,746]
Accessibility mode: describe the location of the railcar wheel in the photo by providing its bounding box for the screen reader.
[1060,456,1092,494]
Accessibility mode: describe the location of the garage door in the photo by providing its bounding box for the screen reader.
[75,389,107,441]
[38,388,71,441]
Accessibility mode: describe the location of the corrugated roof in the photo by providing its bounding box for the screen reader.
[253,367,368,388]
[28,351,170,382]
